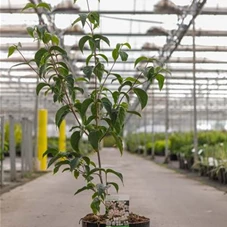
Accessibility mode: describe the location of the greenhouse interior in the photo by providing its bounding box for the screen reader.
[0,0,227,227]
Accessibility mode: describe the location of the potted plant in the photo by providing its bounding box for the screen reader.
[8,0,166,226]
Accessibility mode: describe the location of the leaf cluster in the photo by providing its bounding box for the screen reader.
[8,0,167,214]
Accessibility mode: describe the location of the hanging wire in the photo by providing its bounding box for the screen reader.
[100,15,163,24]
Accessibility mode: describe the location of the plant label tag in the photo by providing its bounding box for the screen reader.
[105,194,130,227]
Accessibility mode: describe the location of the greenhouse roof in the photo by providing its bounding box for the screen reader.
[0,0,227,131]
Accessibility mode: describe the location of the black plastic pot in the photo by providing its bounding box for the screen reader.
[82,220,150,227]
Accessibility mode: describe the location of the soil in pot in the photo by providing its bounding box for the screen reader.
[81,213,150,227]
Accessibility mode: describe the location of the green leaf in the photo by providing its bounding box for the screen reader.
[74,170,80,179]
[56,66,69,76]
[79,35,91,53]
[88,130,102,151]
[86,54,93,65]
[97,54,108,63]
[90,197,100,215]
[101,97,112,115]
[119,51,128,61]
[106,169,123,183]
[57,62,68,70]
[81,98,93,116]
[74,186,89,195]
[133,88,148,109]
[55,160,70,167]
[53,165,60,174]
[72,17,81,26]
[88,38,96,52]
[75,183,95,195]
[43,32,52,44]
[125,77,141,84]
[34,48,48,66]
[127,110,141,117]
[86,116,95,125]
[92,192,99,199]
[112,91,120,104]
[36,82,50,95]
[120,92,129,103]
[134,56,148,68]
[88,12,100,28]
[49,45,67,56]
[123,42,131,49]
[111,73,123,84]
[42,148,58,157]
[79,13,87,27]
[75,77,89,83]
[146,66,155,80]
[107,182,119,192]
[83,65,93,79]
[82,156,90,165]
[62,168,70,173]
[55,105,70,128]
[112,133,123,155]
[112,49,119,61]
[70,131,81,152]
[51,35,59,45]
[93,34,110,46]
[110,109,118,124]
[7,46,16,58]
[37,2,51,11]
[155,74,165,90]
[70,158,80,171]
[26,27,35,38]
[93,62,104,82]
[47,154,62,168]
[118,81,132,92]
[117,106,126,126]
[22,3,36,11]
[36,25,46,39]
[74,86,84,94]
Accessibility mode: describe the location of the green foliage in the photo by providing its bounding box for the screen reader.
[169,131,227,158]
[48,137,92,155]
[169,132,193,155]
[9,0,166,215]
[154,140,168,155]
[103,135,116,147]
[4,122,22,154]
[198,130,227,146]
[125,132,167,154]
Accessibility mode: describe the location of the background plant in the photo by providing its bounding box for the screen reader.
[8,0,166,215]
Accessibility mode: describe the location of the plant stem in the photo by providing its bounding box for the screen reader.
[17,49,39,76]
[86,0,103,185]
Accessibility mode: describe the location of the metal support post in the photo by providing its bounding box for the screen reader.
[164,75,169,164]
[192,18,198,163]
[21,118,26,177]
[59,120,66,152]
[143,111,147,156]
[37,109,48,171]
[9,115,16,181]
[0,116,5,185]
[28,120,33,172]
[151,87,155,160]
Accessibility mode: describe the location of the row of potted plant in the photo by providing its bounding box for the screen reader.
[125,132,168,156]
[125,131,227,185]
[197,143,227,184]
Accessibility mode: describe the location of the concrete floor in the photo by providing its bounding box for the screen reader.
[1,148,227,227]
